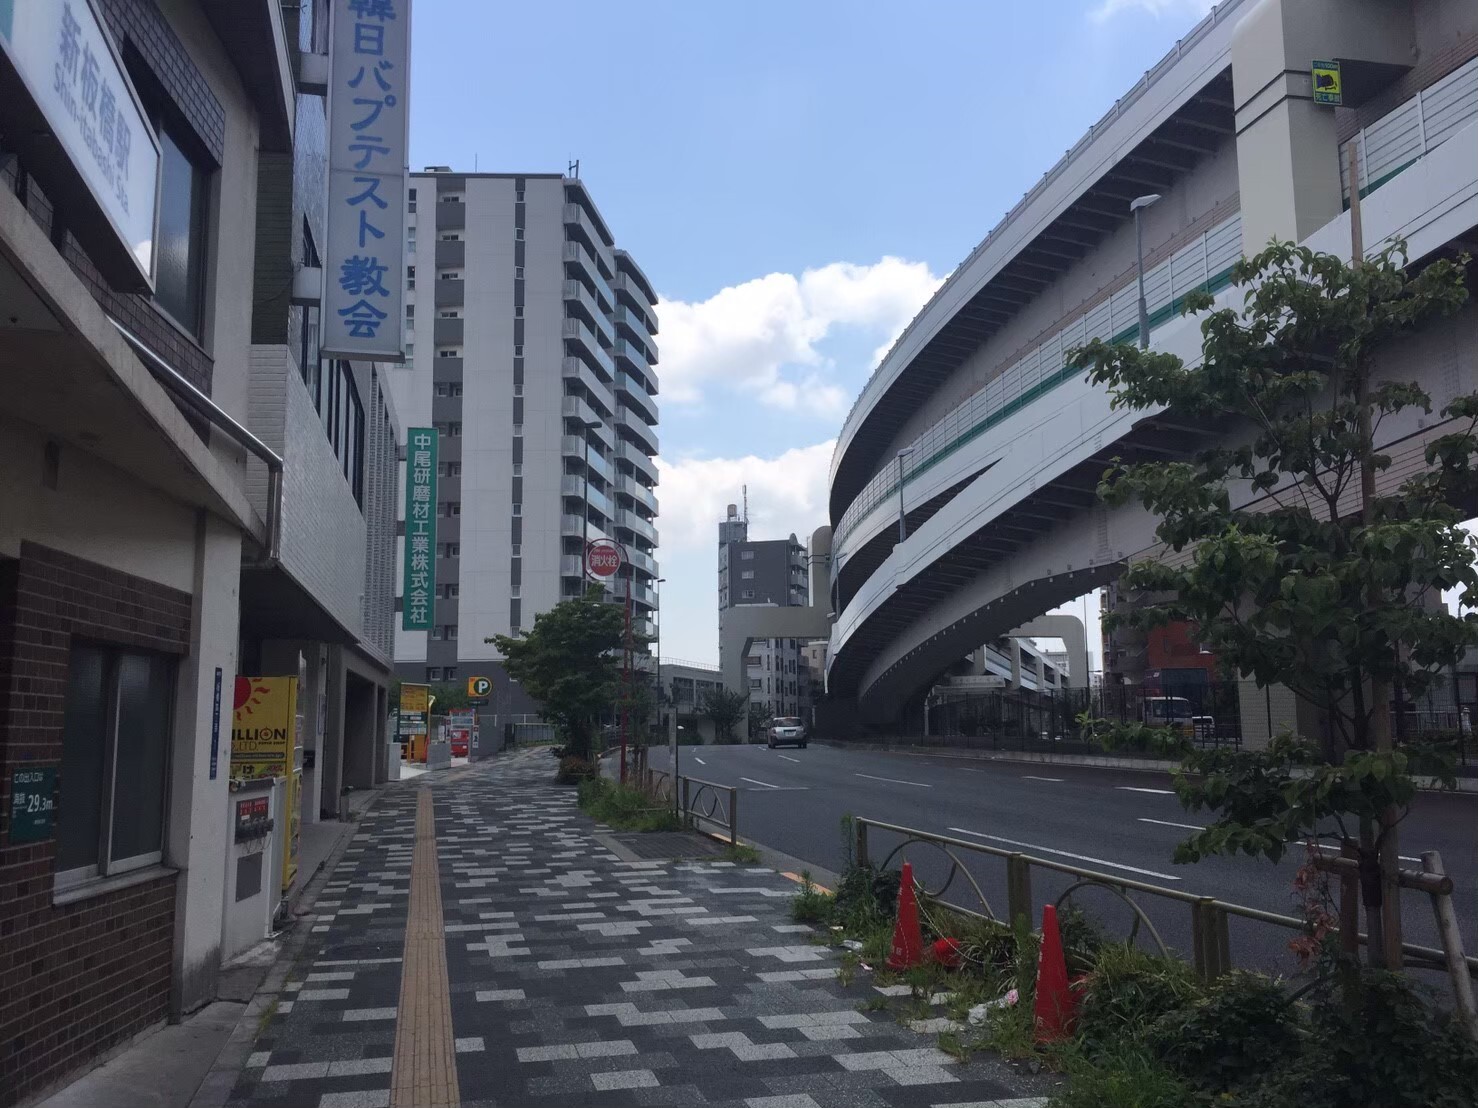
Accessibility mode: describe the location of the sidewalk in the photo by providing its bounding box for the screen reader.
[216,747,1049,1107]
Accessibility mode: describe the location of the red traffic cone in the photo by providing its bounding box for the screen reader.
[885,861,924,971]
[1033,904,1079,1043]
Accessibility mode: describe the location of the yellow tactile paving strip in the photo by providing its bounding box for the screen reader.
[390,788,462,1107]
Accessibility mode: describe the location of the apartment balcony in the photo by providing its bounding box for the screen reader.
[627,547,658,578]
[616,406,658,456]
[434,239,465,268]
[561,514,609,542]
[614,311,659,363]
[617,474,658,514]
[433,316,463,345]
[614,337,657,393]
[561,435,615,482]
[616,372,657,423]
[434,277,465,308]
[610,577,656,609]
[559,555,585,578]
[616,508,658,545]
[617,441,657,484]
[435,199,465,230]
[560,395,613,443]
[563,204,614,275]
[563,280,615,344]
[562,357,616,416]
[562,241,615,310]
[561,474,613,520]
[563,318,615,379]
[614,303,657,338]
[613,270,656,310]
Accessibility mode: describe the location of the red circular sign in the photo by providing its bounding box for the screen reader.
[585,539,624,579]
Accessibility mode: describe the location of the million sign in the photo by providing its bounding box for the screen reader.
[231,676,298,781]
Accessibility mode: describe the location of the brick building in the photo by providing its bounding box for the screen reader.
[0,1,403,1101]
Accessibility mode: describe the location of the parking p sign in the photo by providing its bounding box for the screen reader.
[467,676,492,698]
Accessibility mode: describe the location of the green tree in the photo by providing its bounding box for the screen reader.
[1070,239,1472,967]
[700,687,749,743]
[488,587,628,759]
[748,702,770,740]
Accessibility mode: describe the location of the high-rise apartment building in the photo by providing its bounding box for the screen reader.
[390,171,660,689]
[717,506,810,718]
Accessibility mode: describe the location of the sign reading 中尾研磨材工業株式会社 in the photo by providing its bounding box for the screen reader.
[402,427,437,630]
[322,0,411,361]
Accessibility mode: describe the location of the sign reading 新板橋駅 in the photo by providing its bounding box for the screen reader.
[230,676,299,782]
[1312,60,1342,106]
[402,427,437,630]
[0,0,160,287]
[321,0,410,360]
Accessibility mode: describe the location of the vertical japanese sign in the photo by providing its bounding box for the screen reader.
[322,0,410,359]
[402,427,438,630]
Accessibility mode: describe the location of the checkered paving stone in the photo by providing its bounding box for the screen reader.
[227,749,1043,1107]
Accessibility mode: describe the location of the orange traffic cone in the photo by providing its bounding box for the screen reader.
[885,862,924,971]
[1032,904,1079,1043]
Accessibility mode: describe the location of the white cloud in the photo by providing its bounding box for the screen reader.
[654,440,836,665]
[1090,0,1214,22]
[657,440,835,553]
[656,258,942,414]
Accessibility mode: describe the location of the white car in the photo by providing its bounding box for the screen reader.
[767,717,807,749]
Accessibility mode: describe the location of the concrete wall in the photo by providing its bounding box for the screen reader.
[247,345,369,637]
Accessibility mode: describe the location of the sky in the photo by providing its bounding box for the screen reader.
[407,0,1220,665]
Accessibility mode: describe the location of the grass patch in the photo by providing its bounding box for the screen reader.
[790,872,835,924]
[721,842,760,864]
[576,777,682,832]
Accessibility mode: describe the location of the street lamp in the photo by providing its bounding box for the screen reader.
[896,446,915,544]
[580,418,601,580]
[1130,194,1161,350]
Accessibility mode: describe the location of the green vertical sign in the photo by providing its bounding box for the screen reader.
[402,427,438,631]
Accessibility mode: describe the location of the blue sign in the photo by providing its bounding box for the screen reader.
[209,667,222,780]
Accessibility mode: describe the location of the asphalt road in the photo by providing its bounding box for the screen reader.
[647,741,1478,984]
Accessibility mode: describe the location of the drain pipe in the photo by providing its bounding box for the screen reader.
[108,316,283,566]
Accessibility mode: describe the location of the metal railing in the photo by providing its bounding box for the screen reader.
[854,817,1478,989]
[640,769,739,846]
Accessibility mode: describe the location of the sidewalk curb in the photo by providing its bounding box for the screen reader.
[188,792,382,1108]
[820,742,1478,793]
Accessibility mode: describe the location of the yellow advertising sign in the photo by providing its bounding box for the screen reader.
[399,683,430,736]
[231,676,298,781]
[1312,60,1342,106]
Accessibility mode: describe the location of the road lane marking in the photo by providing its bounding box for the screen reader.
[1022,775,1064,783]
[947,828,1182,881]
[741,777,780,789]
[778,754,801,763]
[1138,818,1204,832]
[855,773,932,788]
[1117,786,1177,795]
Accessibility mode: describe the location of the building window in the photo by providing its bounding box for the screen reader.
[427,666,441,681]
[741,570,754,580]
[512,464,522,477]
[516,189,525,203]
[444,667,457,680]
[514,344,524,357]
[444,625,458,640]
[742,590,754,599]
[515,265,524,279]
[408,188,418,213]
[514,227,524,240]
[512,423,523,437]
[514,305,524,318]
[407,265,416,289]
[429,626,442,640]
[511,544,521,558]
[512,503,522,516]
[513,383,524,397]
[439,542,460,558]
[57,646,176,885]
[741,550,754,560]
[154,127,210,336]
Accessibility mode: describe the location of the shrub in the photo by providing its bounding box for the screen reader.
[1050,1044,1191,1108]
[1235,970,1478,1108]
[556,755,596,784]
[790,872,834,924]
[831,864,897,932]
[1094,721,1192,758]
[1146,970,1295,1095]
[1074,944,1202,1058]
[576,776,682,832]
